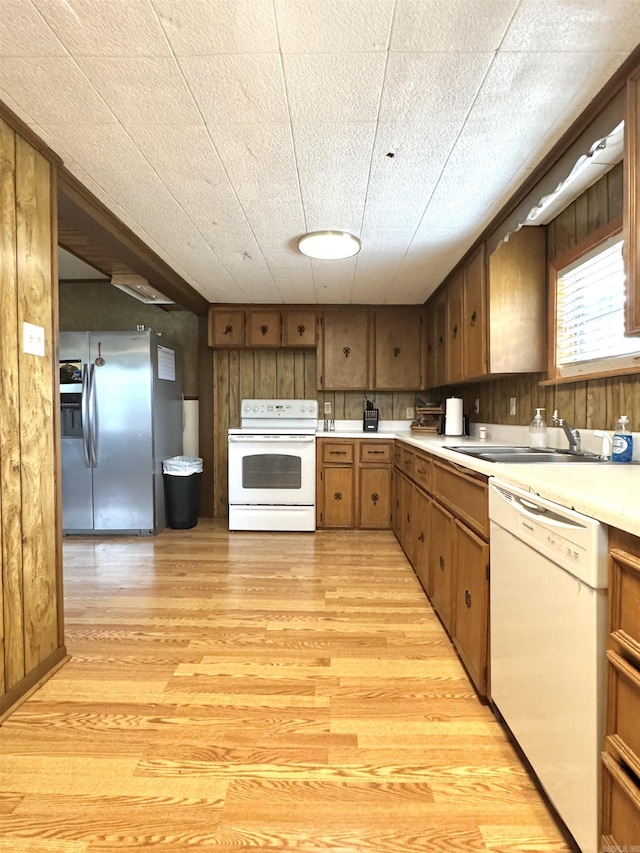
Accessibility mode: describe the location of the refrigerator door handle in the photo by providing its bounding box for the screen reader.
[81,363,91,467]
[89,362,98,468]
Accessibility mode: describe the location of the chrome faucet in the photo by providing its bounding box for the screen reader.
[552,410,581,452]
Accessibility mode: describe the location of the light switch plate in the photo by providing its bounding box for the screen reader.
[509,396,517,416]
[406,406,414,419]
[324,401,332,414]
[23,322,45,357]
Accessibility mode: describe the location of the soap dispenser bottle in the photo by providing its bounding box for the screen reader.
[529,407,547,448]
[612,415,633,463]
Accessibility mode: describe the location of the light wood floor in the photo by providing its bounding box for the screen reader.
[0,521,574,852]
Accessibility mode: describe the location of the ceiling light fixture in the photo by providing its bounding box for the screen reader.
[297,230,361,260]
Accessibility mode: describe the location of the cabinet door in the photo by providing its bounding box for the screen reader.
[373,308,424,390]
[452,520,489,695]
[429,501,454,632]
[283,310,316,347]
[318,311,369,389]
[446,271,463,384]
[359,466,391,529]
[434,290,447,386]
[209,309,245,347]
[413,487,431,594]
[425,298,438,389]
[463,245,487,380]
[401,474,415,564]
[625,68,640,335]
[321,466,354,528]
[248,311,281,347]
[392,468,402,539]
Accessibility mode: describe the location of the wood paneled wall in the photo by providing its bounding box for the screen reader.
[0,118,65,715]
[211,349,416,517]
[441,163,640,431]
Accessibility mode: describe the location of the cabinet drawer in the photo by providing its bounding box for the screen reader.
[360,442,391,464]
[610,548,640,655]
[607,651,640,775]
[322,442,354,464]
[413,451,431,492]
[433,461,488,539]
[601,751,640,848]
[283,310,316,347]
[209,309,245,347]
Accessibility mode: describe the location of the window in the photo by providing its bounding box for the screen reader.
[554,230,640,378]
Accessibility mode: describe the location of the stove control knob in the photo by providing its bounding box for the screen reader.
[252,405,259,412]
[300,405,306,413]
[243,403,251,413]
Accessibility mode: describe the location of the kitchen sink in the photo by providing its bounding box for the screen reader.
[449,445,609,464]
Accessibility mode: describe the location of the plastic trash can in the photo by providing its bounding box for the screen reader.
[162,456,203,529]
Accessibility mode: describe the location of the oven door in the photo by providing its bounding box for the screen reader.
[228,434,316,505]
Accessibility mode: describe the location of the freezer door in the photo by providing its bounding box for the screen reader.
[60,333,93,531]
[90,332,155,531]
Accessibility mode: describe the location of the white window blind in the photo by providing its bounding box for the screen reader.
[556,235,640,377]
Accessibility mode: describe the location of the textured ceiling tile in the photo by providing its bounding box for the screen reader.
[0,58,116,124]
[311,256,357,303]
[503,0,640,52]
[127,124,226,182]
[379,52,493,123]
[350,252,407,302]
[391,0,519,51]
[361,120,459,237]
[284,53,386,122]
[44,123,149,180]
[153,0,278,54]
[77,57,202,126]
[294,122,376,233]
[33,0,170,56]
[0,0,66,56]
[211,123,301,206]
[276,0,394,52]
[180,54,288,123]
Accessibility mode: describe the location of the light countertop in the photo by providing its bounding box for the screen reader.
[317,424,640,537]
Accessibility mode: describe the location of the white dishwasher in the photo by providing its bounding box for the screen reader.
[489,479,608,853]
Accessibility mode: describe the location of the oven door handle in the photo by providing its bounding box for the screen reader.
[229,435,316,443]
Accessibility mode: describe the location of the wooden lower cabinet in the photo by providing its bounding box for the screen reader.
[429,500,454,634]
[317,438,391,529]
[359,465,391,529]
[452,520,489,695]
[321,465,354,528]
[412,487,431,594]
[392,440,490,697]
[602,531,640,847]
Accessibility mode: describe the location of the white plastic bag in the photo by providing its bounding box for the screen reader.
[162,456,203,476]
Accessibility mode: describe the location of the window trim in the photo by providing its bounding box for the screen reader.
[544,214,640,383]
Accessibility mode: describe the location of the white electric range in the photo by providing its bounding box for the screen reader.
[228,399,318,531]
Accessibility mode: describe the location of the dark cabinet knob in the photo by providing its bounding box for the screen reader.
[465,589,472,608]
[334,492,342,501]
[452,324,458,338]
[343,346,351,358]
[260,325,268,336]
[393,347,401,357]
[371,493,379,505]
[418,531,425,542]
[470,310,477,324]
[297,324,305,336]
[224,325,233,335]
[439,555,445,570]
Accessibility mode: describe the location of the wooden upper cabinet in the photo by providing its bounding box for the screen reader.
[283,310,316,347]
[463,245,487,380]
[318,310,370,390]
[373,307,424,390]
[209,309,245,347]
[487,227,546,374]
[446,270,464,384]
[625,68,640,335]
[247,310,281,347]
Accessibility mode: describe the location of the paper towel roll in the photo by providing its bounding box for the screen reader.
[445,397,464,436]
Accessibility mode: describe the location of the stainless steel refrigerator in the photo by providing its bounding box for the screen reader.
[59,330,183,534]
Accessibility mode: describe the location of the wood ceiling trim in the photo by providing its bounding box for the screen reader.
[58,170,209,316]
